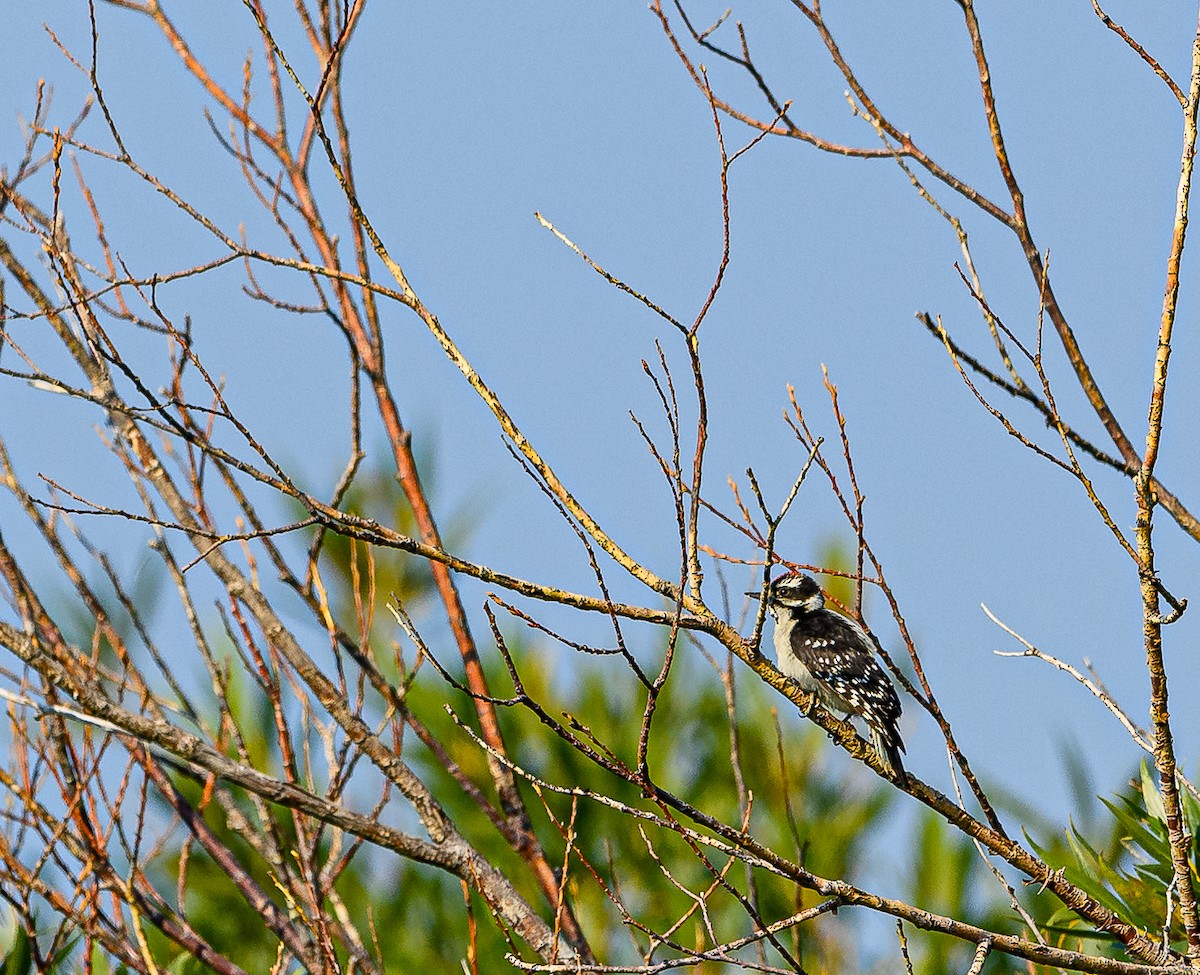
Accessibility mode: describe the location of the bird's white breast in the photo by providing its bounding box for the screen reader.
[772,615,819,691]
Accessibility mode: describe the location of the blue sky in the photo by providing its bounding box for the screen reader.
[3,0,1199,864]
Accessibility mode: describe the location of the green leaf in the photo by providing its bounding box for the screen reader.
[1141,760,1168,825]
[1099,796,1166,861]
[1,925,33,975]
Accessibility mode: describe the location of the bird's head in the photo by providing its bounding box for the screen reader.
[748,574,826,616]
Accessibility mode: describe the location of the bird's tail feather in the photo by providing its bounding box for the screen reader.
[871,727,907,787]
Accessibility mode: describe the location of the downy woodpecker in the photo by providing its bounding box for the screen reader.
[753,574,906,784]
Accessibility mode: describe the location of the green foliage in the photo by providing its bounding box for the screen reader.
[398,637,905,971]
[1033,760,1200,958]
[0,920,80,975]
[1,924,32,975]
[902,809,1037,975]
[14,461,1154,975]
[130,594,1169,975]
[139,637,914,971]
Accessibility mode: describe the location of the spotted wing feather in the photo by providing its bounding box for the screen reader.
[789,611,907,783]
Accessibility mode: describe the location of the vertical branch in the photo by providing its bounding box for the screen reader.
[1135,8,1200,960]
[681,69,736,600]
[956,0,1140,470]
[820,368,865,613]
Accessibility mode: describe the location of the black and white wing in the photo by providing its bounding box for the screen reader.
[789,611,907,783]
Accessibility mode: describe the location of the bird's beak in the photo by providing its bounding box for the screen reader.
[744,590,761,598]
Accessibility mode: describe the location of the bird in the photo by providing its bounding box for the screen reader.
[750,573,907,784]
